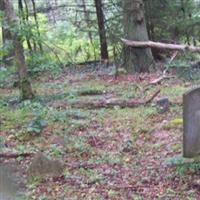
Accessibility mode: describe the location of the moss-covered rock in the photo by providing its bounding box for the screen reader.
[163,118,183,130]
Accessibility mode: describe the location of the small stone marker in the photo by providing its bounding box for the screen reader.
[156,97,169,113]
[183,87,200,157]
[27,153,64,178]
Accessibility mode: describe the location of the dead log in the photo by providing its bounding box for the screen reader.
[71,99,143,109]
[121,38,200,53]
[66,90,160,109]
[0,153,33,159]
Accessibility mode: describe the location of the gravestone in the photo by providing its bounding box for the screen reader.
[183,87,200,157]
[0,165,18,200]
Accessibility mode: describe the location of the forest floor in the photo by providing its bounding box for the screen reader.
[1,65,200,200]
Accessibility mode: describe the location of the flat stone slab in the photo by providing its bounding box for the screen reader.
[183,87,200,157]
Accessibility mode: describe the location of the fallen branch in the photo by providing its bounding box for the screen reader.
[0,153,33,159]
[145,90,160,104]
[147,75,175,86]
[69,99,143,109]
[121,38,200,53]
[78,90,106,96]
[52,90,160,110]
[141,75,173,97]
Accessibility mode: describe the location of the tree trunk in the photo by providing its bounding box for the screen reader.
[30,0,43,52]
[94,0,109,62]
[123,0,154,73]
[81,0,97,60]
[0,0,15,66]
[4,0,34,100]
[18,0,33,52]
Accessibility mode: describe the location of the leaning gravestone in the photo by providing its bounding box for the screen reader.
[183,87,200,157]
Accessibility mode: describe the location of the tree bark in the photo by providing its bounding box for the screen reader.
[0,0,15,66]
[3,0,34,100]
[123,0,154,73]
[94,0,109,62]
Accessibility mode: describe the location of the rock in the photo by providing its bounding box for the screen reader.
[121,140,134,153]
[156,97,169,113]
[27,153,64,178]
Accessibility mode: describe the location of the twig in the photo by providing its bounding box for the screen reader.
[145,89,161,104]
[163,51,179,75]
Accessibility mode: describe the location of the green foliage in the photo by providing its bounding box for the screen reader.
[0,41,13,59]
[26,104,47,132]
[38,195,48,200]
[145,0,200,42]
[46,27,99,64]
[48,108,88,124]
[17,101,47,135]
[49,144,63,157]
[27,52,60,74]
[89,152,121,165]
[176,162,200,175]
[26,114,47,134]
[167,60,200,80]
[27,176,43,188]
[64,135,91,154]
[165,155,200,175]
[0,66,16,88]
[49,109,69,123]
[76,85,106,96]
[18,22,35,42]
[161,85,186,100]
[79,168,104,183]
[132,195,144,200]
[18,100,45,112]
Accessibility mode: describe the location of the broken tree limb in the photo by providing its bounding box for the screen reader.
[0,153,33,159]
[168,51,179,65]
[121,38,200,53]
[147,75,175,86]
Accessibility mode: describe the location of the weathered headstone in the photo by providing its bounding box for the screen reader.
[183,87,200,157]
